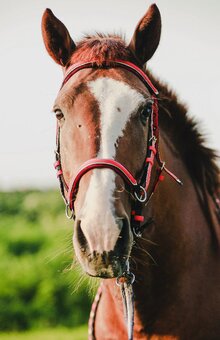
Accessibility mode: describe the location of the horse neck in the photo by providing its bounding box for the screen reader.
[95,133,220,339]
[131,132,220,335]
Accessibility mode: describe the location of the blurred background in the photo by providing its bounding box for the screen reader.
[0,0,219,339]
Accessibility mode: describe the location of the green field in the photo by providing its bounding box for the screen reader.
[0,325,87,339]
[0,190,98,333]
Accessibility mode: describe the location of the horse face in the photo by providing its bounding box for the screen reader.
[54,68,152,277]
[42,5,161,277]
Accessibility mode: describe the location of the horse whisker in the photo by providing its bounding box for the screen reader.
[133,244,157,265]
[138,236,158,246]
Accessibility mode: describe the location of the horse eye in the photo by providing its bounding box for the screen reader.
[140,101,153,125]
[55,109,64,121]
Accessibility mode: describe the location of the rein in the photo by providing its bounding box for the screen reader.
[54,59,183,340]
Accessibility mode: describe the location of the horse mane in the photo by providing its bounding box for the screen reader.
[69,34,219,196]
[69,34,134,66]
[150,74,220,195]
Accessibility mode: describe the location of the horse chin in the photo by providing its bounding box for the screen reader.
[86,267,121,279]
[77,251,129,279]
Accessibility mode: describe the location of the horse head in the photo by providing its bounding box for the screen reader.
[41,4,162,279]
[41,3,220,338]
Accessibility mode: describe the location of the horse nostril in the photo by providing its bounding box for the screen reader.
[75,220,87,252]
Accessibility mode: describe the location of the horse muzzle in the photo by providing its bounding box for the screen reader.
[73,216,133,278]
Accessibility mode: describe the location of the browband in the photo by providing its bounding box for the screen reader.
[61,60,159,95]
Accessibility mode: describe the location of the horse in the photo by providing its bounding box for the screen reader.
[41,4,220,339]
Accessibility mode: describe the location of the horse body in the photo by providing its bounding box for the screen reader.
[41,4,220,339]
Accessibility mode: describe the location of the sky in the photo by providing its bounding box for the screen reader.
[0,0,219,190]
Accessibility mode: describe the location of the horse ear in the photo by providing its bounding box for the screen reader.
[41,9,76,66]
[128,4,161,65]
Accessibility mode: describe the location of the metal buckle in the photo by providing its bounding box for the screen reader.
[161,161,165,170]
[134,185,147,203]
[116,259,135,286]
[54,149,60,157]
[132,227,142,238]
[149,135,157,143]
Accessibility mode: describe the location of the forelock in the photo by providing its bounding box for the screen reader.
[69,34,134,66]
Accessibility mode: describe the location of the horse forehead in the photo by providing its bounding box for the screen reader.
[87,77,145,106]
[87,77,146,160]
[87,77,146,113]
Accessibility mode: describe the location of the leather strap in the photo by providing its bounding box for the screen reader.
[67,158,139,211]
[61,60,159,95]
[55,59,182,225]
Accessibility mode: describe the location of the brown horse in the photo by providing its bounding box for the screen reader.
[41,4,220,339]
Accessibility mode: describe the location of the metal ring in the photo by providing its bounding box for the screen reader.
[116,272,135,286]
[134,185,147,203]
[65,203,74,220]
[133,227,142,238]
[126,272,135,284]
[116,277,122,286]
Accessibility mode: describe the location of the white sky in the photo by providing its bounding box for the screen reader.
[0,0,219,190]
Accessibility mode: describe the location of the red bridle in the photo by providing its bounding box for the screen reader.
[54,60,182,233]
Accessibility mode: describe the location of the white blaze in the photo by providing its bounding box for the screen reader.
[80,77,145,252]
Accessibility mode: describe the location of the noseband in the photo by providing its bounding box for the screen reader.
[54,60,182,234]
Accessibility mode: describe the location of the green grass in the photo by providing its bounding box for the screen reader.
[0,190,95,331]
[0,325,88,340]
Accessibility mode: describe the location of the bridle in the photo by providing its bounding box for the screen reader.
[54,59,182,235]
[53,59,183,340]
